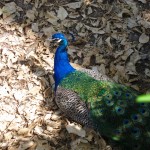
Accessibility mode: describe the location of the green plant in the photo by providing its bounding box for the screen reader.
[136,94,150,103]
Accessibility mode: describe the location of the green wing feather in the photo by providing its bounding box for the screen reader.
[60,71,150,149]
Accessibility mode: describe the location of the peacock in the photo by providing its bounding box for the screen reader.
[50,33,150,150]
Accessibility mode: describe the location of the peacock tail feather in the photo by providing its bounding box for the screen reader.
[59,71,150,150]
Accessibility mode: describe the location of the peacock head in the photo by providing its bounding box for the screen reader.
[50,33,68,46]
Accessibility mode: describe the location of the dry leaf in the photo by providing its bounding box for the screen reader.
[138,0,146,3]
[125,51,141,75]
[67,46,76,58]
[127,18,138,28]
[105,37,113,48]
[34,126,43,135]
[32,23,39,32]
[87,7,92,14]
[124,0,138,15]
[84,25,105,34]
[18,141,35,150]
[57,6,68,20]
[145,68,150,77]
[138,17,150,29]
[46,11,58,25]
[51,113,60,121]
[0,86,9,97]
[114,51,124,58]
[26,10,36,21]
[65,2,82,9]
[43,26,55,37]
[126,62,137,75]
[13,90,25,101]
[82,56,91,67]
[98,64,106,75]
[0,114,15,122]
[117,8,131,18]
[25,28,37,39]
[29,86,41,95]
[2,2,17,17]
[122,49,134,61]
[24,0,32,4]
[35,139,51,150]
[18,128,30,136]
[0,122,8,132]
[86,133,94,142]
[44,87,52,97]
[4,132,12,140]
[0,8,2,16]
[139,33,149,43]
[66,122,86,137]
[44,113,52,120]
[116,65,127,79]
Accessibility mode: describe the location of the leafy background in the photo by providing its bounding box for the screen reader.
[0,0,149,149]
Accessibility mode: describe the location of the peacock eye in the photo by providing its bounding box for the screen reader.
[131,127,141,138]
[133,128,138,133]
[114,129,122,136]
[140,103,145,106]
[139,108,145,114]
[117,100,127,107]
[105,94,112,100]
[118,108,121,112]
[126,98,134,105]
[131,114,142,123]
[100,109,104,113]
[132,114,138,120]
[133,144,140,149]
[125,93,133,99]
[123,119,131,128]
[123,119,129,125]
[139,108,149,117]
[105,100,114,106]
[115,106,125,115]
[114,91,121,97]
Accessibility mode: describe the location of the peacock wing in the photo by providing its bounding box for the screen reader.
[55,86,94,129]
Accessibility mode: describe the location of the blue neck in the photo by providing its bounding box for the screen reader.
[54,43,75,90]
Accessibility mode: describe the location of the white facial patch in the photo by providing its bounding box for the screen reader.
[47,38,62,42]
[57,39,62,42]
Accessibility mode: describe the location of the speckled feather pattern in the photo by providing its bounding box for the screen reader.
[56,71,150,150]
[55,87,94,129]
